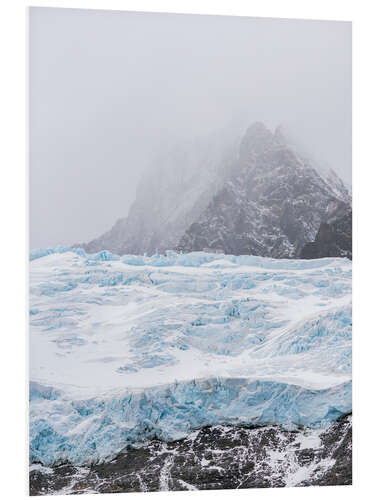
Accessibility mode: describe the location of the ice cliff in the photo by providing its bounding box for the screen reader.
[29,248,352,465]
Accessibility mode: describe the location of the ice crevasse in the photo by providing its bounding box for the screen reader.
[29,248,352,465]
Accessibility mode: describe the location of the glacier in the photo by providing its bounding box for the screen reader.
[29,248,352,465]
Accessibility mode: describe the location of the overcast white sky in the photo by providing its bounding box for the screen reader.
[29,8,351,249]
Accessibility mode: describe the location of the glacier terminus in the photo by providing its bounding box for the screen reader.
[29,247,351,492]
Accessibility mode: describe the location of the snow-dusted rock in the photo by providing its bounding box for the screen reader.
[178,122,351,257]
[79,122,351,258]
[30,414,352,494]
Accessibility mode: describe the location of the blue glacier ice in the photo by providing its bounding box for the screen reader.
[29,378,351,465]
[29,248,352,465]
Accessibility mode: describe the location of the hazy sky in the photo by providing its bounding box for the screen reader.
[29,8,351,249]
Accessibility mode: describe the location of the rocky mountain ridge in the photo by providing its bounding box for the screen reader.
[80,133,235,255]
[80,122,351,259]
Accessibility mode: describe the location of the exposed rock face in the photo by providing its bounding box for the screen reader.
[177,123,351,257]
[300,210,352,260]
[29,414,352,495]
[80,122,351,258]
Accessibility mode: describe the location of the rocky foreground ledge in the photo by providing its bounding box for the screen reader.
[30,413,351,495]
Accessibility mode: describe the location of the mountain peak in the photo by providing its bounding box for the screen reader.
[246,121,269,135]
[81,122,351,259]
[239,122,274,158]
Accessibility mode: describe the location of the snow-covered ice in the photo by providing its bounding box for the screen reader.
[29,248,352,464]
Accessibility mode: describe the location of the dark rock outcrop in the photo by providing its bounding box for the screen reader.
[300,210,352,260]
[29,414,352,495]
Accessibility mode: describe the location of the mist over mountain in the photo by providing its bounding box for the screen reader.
[30,10,351,249]
[80,122,351,259]
[80,129,239,255]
